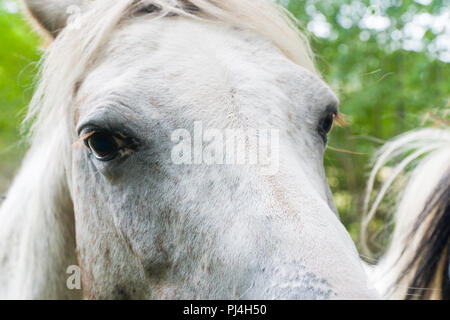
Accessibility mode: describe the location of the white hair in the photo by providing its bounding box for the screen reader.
[362,127,450,299]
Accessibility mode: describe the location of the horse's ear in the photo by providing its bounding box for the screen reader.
[21,0,87,41]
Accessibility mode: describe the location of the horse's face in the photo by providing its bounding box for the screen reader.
[70,14,376,299]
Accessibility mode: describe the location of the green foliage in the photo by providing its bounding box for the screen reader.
[0,0,449,250]
[0,1,40,190]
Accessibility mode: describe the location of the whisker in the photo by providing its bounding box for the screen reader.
[238,282,255,299]
[327,146,367,155]
[389,282,441,294]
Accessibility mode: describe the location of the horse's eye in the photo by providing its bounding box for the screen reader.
[320,113,335,135]
[85,132,120,161]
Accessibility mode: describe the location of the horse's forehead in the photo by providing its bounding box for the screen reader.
[92,17,323,90]
[76,17,335,125]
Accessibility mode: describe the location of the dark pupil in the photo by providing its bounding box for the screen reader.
[88,133,118,158]
[322,115,334,133]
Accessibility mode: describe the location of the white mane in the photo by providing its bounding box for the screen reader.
[362,127,450,299]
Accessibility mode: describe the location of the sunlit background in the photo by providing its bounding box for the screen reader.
[0,0,449,254]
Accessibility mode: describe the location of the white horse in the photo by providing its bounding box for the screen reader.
[0,0,377,299]
[363,127,450,300]
[0,0,444,300]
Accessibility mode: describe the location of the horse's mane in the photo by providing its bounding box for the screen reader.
[25,0,316,141]
[362,127,450,299]
[399,172,449,299]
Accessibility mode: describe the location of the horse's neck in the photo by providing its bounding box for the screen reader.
[0,142,80,299]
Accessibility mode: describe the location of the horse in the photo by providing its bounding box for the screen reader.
[362,127,450,300]
[0,0,442,300]
[0,0,380,299]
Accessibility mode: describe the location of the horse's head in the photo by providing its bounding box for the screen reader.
[1,0,378,299]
